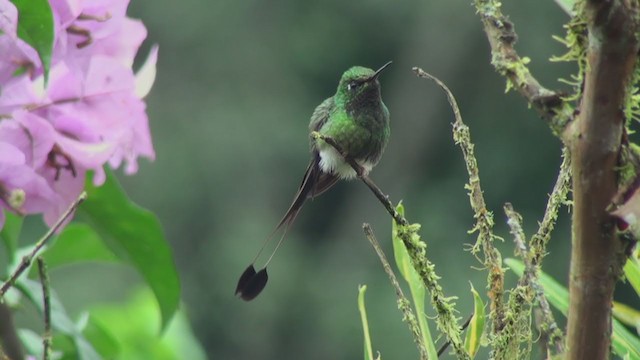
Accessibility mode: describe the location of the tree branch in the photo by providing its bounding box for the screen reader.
[473,0,574,136]
[413,67,506,348]
[566,1,639,359]
[362,224,428,360]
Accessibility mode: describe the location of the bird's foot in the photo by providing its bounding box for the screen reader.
[311,132,347,157]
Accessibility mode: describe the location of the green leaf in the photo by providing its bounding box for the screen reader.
[80,170,180,332]
[89,288,206,360]
[41,223,118,269]
[358,285,375,360]
[82,315,121,358]
[392,203,438,359]
[613,301,640,333]
[10,0,54,80]
[506,258,640,359]
[18,329,46,358]
[392,203,413,281]
[0,211,22,264]
[464,284,486,359]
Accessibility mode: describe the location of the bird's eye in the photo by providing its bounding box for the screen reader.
[347,81,358,91]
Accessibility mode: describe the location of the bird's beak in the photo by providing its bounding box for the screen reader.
[371,61,392,80]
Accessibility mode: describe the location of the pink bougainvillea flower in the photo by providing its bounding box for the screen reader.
[49,0,83,28]
[42,54,155,181]
[0,0,157,230]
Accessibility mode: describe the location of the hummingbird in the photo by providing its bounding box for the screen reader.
[235,61,392,301]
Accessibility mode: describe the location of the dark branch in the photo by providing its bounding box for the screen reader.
[0,192,87,297]
[37,257,52,360]
[565,1,639,359]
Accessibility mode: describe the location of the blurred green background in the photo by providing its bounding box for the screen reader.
[49,0,610,359]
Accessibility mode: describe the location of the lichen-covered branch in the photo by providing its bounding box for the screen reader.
[394,221,469,360]
[529,148,571,268]
[499,204,539,358]
[362,224,428,360]
[312,131,468,359]
[473,0,574,136]
[413,68,506,354]
[527,151,570,354]
[566,1,639,359]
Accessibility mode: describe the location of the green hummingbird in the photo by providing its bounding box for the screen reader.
[236,61,392,301]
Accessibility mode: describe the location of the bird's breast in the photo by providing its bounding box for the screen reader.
[318,146,374,179]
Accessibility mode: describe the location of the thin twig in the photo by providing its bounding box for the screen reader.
[310,132,407,227]
[0,192,87,297]
[363,224,428,360]
[505,204,528,259]
[529,148,571,267]
[527,149,569,355]
[501,203,535,359]
[413,67,506,340]
[37,257,51,360]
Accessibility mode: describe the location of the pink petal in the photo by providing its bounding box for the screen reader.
[0,141,25,165]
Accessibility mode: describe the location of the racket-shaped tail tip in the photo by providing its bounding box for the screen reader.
[235,265,269,301]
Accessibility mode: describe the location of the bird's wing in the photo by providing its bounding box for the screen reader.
[307,97,338,196]
[273,97,339,230]
[309,97,334,133]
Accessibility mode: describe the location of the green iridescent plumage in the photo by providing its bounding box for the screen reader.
[236,62,391,301]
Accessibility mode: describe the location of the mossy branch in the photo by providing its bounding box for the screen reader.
[529,148,571,268]
[311,132,468,359]
[362,224,428,360]
[393,220,468,359]
[498,204,537,359]
[413,67,506,347]
[473,0,574,137]
[527,150,570,355]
